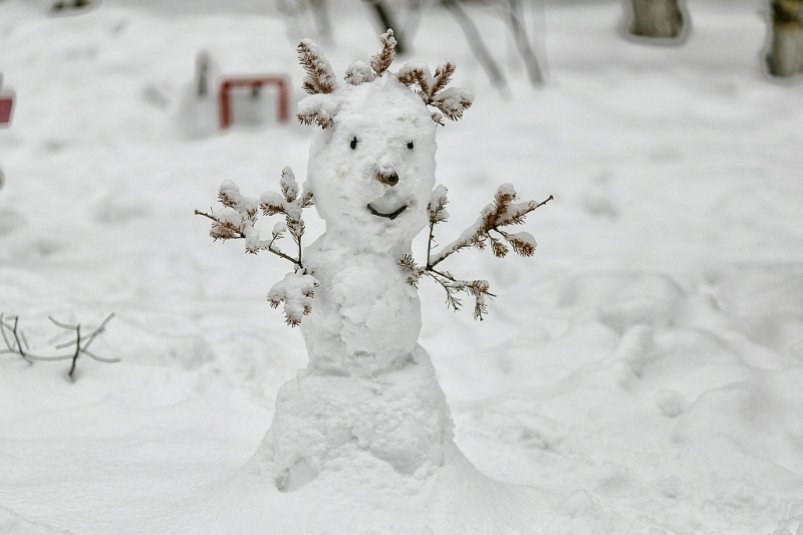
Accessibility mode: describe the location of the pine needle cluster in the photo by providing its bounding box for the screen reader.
[297,29,473,129]
[195,169,317,326]
[195,168,313,269]
[396,62,473,125]
[267,272,317,327]
[370,29,397,76]
[298,39,337,95]
[400,185,553,320]
[343,29,397,86]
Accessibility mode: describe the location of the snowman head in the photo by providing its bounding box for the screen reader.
[296,31,472,252]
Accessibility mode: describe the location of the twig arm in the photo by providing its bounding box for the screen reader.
[193,209,303,268]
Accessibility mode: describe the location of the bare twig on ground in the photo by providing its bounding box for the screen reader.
[0,313,119,380]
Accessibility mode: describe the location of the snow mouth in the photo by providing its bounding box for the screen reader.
[367,203,407,220]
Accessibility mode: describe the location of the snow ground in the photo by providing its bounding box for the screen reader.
[1,0,802,533]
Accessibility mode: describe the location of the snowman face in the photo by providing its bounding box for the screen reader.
[307,80,437,250]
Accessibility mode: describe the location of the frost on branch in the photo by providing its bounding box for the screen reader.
[195,168,317,326]
[400,184,552,320]
[344,60,376,86]
[268,272,317,327]
[397,62,472,125]
[297,94,339,130]
[298,31,473,128]
[370,29,397,77]
[344,30,396,86]
[297,38,337,95]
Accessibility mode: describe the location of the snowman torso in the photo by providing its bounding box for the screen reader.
[302,238,421,375]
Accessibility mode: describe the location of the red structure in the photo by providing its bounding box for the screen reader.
[0,97,12,126]
[0,92,13,127]
[218,76,290,129]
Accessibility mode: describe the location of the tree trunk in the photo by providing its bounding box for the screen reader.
[503,0,544,86]
[627,0,686,39]
[442,0,508,92]
[195,51,211,98]
[366,1,406,55]
[308,0,333,43]
[767,0,803,77]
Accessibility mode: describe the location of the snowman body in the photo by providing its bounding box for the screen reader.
[260,76,456,490]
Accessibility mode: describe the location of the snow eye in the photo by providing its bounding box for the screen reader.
[407,141,414,150]
[350,137,358,150]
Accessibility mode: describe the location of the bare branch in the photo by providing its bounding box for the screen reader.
[80,313,115,354]
[1,313,119,377]
[48,316,78,330]
[68,325,81,379]
[0,314,19,356]
[83,349,121,364]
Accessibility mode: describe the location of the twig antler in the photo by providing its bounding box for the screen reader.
[400,185,553,320]
[344,29,397,86]
[370,29,397,76]
[0,313,118,380]
[298,39,337,95]
[396,62,473,125]
[301,30,473,128]
[296,39,339,129]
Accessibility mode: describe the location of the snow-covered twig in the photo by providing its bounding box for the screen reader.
[195,168,319,327]
[268,272,317,327]
[400,184,552,320]
[0,313,119,380]
[429,185,553,268]
[370,29,397,76]
[397,62,473,125]
[298,38,337,95]
[194,167,313,270]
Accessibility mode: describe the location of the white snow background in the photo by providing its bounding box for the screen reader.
[1,0,803,533]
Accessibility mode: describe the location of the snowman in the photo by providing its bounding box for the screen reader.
[197,31,549,493]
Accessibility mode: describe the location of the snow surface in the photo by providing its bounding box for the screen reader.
[1,0,803,534]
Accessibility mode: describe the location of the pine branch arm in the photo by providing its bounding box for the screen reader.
[404,186,552,320]
[193,209,303,268]
[428,193,553,268]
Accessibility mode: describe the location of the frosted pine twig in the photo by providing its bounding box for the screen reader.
[298,38,337,95]
[429,184,553,268]
[267,272,317,327]
[397,61,473,126]
[195,167,319,326]
[400,184,553,320]
[0,313,119,380]
[194,167,313,270]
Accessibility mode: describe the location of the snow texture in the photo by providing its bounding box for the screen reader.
[1,1,803,534]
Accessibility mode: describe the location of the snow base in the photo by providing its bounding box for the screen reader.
[254,346,452,491]
[179,443,543,535]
